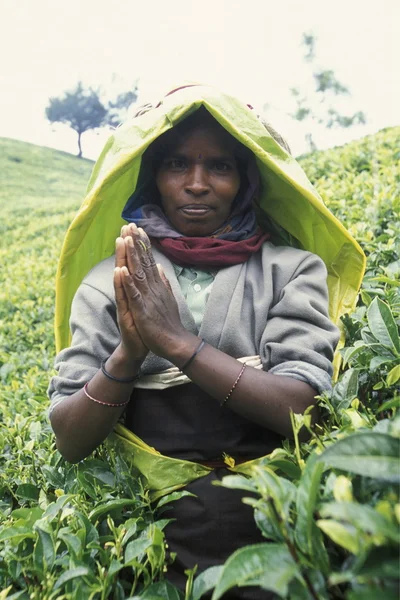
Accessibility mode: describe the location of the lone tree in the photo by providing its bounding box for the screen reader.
[46,82,107,158]
[290,33,366,151]
[105,88,138,128]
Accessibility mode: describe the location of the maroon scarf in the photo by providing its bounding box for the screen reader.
[152,230,270,268]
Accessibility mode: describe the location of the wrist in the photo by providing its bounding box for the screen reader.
[162,332,202,368]
[107,344,145,378]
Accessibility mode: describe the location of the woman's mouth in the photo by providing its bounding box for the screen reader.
[180,205,212,216]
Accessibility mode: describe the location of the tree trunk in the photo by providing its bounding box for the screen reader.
[77,131,82,158]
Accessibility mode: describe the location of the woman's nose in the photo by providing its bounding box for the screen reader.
[184,165,210,196]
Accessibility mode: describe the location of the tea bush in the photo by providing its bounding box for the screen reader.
[0,129,399,599]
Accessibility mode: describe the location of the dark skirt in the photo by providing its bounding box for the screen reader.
[125,383,282,599]
[163,470,276,599]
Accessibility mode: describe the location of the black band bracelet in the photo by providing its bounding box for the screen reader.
[101,359,141,383]
[180,339,205,372]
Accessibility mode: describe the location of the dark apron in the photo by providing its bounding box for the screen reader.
[125,383,281,599]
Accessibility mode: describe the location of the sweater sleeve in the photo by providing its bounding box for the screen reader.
[260,253,340,394]
[47,282,121,413]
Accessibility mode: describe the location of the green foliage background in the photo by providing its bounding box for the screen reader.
[0,129,399,599]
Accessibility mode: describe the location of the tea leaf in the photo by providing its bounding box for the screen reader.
[317,520,360,553]
[211,543,297,599]
[318,432,400,482]
[54,566,91,589]
[367,297,400,353]
[191,566,223,600]
[386,364,400,387]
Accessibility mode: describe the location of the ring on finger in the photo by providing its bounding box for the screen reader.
[137,239,151,252]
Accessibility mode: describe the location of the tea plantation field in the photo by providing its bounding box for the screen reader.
[0,129,399,599]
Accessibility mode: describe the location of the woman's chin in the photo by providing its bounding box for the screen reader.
[172,218,223,238]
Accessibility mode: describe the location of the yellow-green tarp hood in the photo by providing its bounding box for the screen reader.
[55,84,366,353]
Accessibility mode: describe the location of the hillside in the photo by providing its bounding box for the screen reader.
[0,129,399,599]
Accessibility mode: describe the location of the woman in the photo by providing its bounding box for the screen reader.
[49,85,365,597]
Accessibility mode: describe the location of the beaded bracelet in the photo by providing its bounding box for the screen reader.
[101,359,141,383]
[180,339,205,372]
[221,363,246,407]
[83,382,130,408]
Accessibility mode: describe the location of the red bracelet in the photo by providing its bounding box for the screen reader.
[83,382,130,408]
[221,363,246,407]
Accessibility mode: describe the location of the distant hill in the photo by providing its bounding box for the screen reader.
[0,137,94,220]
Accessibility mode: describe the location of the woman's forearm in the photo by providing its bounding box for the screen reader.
[50,346,144,463]
[166,333,318,439]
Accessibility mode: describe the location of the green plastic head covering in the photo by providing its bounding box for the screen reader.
[55,83,366,354]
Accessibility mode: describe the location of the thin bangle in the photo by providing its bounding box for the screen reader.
[221,363,246,407]
[83,382,130,408]
[101,359,141,383]
[180,339,205,372]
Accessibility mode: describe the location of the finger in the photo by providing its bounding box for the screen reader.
[115,237,127,269]
[114,267,130,319]
[121,265,143,311]
[124,237,146,283]
[135,228,158,282]
[157,264,173,293]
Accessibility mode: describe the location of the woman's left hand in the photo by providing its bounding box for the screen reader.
[119,224,195,360]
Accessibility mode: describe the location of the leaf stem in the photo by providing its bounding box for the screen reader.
[267,497,320,600]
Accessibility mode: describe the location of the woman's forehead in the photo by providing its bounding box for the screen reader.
[164,125,238,157]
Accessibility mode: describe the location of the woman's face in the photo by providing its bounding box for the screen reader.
[155,125,241,237]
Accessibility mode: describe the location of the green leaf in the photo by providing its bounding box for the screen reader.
[217,474,257,493]
[136,581,182,599]
[386,364,400,386]
[211,543,298,599]
[0,527,35,542]
[191,566,223,600]
[88,498,139,522]
[251,466,296,518]
[253,506,284,542]
[33,526,55,572]
[107,558,124,578]
[156,490,195,509]
[11,507,43,527]
[367,297,400,353]
[54,566,90,589]
[295,453,329,574]
[268,458,302,479]
[360,290,372,306]
[41,495,71,521]
[331,368,359,409]
[15,483,40,501]
[370,355,395,371]
[317,432,400,482]
[377,397,400,412]
[58,529,83,558]
[317,519,360,553]
[41,465,65,489]
[124,536,152,564]
[319,502,399,543]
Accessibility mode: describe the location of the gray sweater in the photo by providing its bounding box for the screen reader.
[49,242,339,411]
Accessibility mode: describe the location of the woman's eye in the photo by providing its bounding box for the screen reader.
[212,162,231,172]
[165,159,186,170]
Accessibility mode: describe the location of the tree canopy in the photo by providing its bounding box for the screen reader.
[46,82,138,157]
[290,33,366,150]
[46,83,108,157]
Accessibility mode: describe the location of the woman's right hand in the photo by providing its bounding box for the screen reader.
[114,230,149,362]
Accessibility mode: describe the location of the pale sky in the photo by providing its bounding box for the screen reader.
[0,0,399,158]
